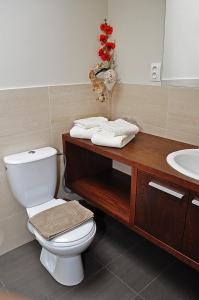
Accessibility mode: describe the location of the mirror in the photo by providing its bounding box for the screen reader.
[162,0,199,87]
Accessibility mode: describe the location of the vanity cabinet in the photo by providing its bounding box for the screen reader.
[135,171,189,250]
[182,192,199,262]
[62,132,199,271]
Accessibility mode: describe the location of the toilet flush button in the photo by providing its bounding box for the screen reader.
[28,150,36,154]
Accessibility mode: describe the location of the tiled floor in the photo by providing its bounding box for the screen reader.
[0,206,198,300]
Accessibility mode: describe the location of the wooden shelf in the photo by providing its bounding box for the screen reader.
[63,132,199,192]
[63,132,199,271]
[70,169,131,224]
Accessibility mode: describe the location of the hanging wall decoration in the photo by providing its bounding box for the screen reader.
[89,19,117,102]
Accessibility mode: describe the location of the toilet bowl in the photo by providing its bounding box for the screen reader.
[4,148,96,286]
[27,198,96,286]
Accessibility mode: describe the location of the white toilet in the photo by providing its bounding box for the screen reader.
[3,147,96,286]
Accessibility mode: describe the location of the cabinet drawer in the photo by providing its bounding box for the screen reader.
[135,171,189,250]
[183,192,199,262]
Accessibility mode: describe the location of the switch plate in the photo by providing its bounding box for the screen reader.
[151,62,161,82]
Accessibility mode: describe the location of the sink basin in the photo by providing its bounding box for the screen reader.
[167,149,199,180]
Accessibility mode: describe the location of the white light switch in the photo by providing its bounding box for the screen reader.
[151,63,161,82]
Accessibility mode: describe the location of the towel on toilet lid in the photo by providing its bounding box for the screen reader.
[29,200,94,240]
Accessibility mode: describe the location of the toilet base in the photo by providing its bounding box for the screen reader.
[40,248,84,286]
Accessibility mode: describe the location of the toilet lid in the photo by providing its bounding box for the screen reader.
[31,219,95,246]
[27,198,95,245]
[51,219,94,244]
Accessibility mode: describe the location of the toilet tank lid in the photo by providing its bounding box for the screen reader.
[4,147,57,165]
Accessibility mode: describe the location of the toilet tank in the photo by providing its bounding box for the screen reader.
[4,147,57,208]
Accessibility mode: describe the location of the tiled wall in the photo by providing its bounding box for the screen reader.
[0,84,108,255]
[111,84,199,146]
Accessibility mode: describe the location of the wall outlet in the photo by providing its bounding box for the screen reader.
[151,62,161,82]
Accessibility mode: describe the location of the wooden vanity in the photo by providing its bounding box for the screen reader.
[62,132,199,271]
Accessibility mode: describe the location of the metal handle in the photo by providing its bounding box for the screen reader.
[192,199,199,207]
[148,181,184,199]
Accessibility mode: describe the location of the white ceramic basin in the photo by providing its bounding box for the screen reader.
[167,149,199,180]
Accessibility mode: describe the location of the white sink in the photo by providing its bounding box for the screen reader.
[167,149,199,180]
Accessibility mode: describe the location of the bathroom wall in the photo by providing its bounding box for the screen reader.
[0,0,108,255]
[108,0,166,84]
[0,85,107,255]
[108,0,199,146]
[0,0,107,89]
[112,84,199,146]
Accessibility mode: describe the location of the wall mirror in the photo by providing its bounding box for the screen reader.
[162,0,199,87]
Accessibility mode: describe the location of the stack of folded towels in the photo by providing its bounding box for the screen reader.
[70,116,108,139]
[70,117,139,148]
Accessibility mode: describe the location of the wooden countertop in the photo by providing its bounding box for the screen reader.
[63,132,199,192]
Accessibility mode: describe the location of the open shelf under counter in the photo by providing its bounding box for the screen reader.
[63,132,199,271]
[69,169,131,224]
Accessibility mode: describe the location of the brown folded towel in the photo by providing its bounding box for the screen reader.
[29,200,94,240]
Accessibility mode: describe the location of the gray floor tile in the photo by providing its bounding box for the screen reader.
[107,240,174,292]
[0,241,41,285]
[82,251,103,278]
[1,209,198,300]
[5,257,71,300]
[58,268,136,300]
[88,215,142,266]
[0,288,9,300]
[2,241,102,300]
[140,261,199,300]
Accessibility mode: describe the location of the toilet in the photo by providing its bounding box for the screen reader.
[3,147,96,286]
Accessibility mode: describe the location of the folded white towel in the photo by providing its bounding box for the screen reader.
[70,126,100,139]
[101,119,139,137]
[74,116,108,129]
[91,131,135,148]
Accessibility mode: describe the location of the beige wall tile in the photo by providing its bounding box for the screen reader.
[49,84,108,130]
[140,123,166,138]
[112,84,168,129]
[51,127,70,153]
[0,174,24,219]
[0,211,33,255]
[0,129,51,159]
[165,129,199,146]
[49,84,108,152]
[166,87,199,145]
[112,84,199,145]
[0,87,50,137]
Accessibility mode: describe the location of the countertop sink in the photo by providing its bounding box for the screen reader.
[167,149,199,180]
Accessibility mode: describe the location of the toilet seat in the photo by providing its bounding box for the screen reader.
[27,198,66,218]
[27,198,95,247]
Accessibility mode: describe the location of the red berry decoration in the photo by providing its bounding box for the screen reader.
[98,19,115,63]
[106,42,115,51]
[105,25,113,35]
[100,34,108,45]
[100,23,107,32]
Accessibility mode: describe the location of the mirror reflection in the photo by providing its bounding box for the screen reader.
[162,0,199,87]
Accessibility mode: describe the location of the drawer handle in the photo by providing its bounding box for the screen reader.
[148,181,184,199]
[192,199,199,207]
